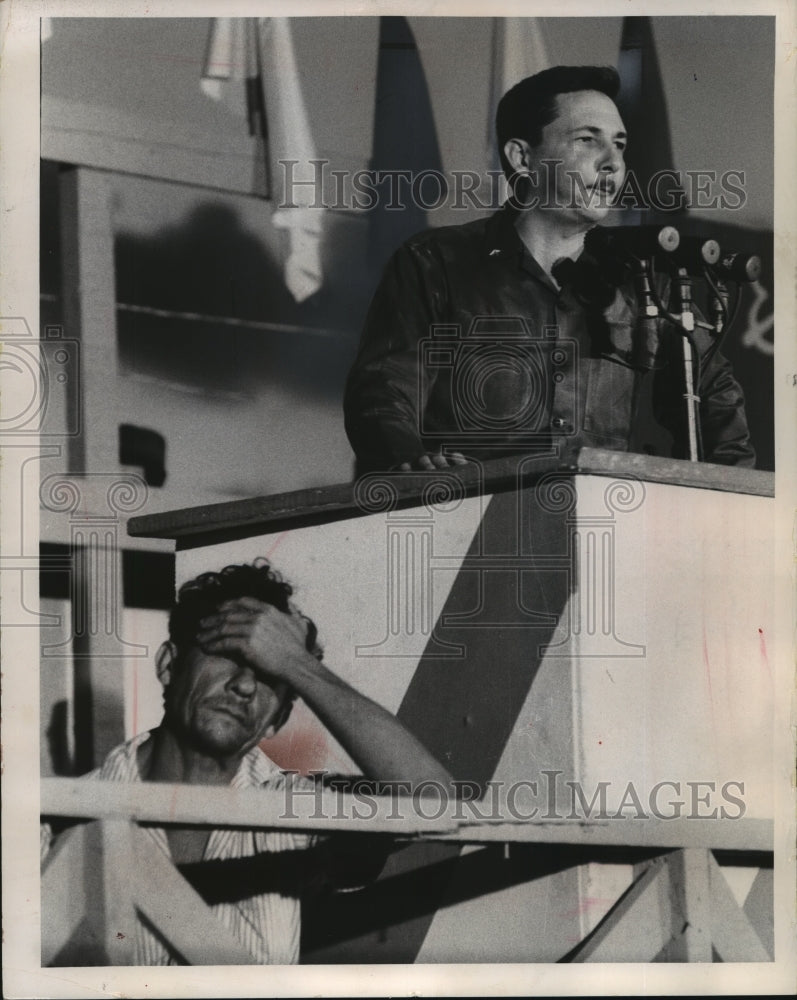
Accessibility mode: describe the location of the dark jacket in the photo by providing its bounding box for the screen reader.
[344,207,756,472]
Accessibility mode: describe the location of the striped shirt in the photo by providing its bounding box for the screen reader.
[42,731,318,965]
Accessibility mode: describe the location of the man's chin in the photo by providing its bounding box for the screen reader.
[545,203,616,230]
[577,201,616,224]
[193,716,259,757]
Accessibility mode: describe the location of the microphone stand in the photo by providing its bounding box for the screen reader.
[631,257,700,462]
[625,235,758,465]
[630,258,660,367]
[673,267,701,463]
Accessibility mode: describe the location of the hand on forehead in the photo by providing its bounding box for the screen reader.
[195,597,311,683]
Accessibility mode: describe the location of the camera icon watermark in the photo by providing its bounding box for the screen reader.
[0,319,81,436]
[418,316,578,451]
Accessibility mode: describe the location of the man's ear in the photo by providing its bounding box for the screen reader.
[155,641,178,688]
[503,137,532,175]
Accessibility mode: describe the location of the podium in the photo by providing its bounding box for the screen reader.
[125,447,774,963]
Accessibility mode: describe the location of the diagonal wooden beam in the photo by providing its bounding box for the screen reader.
[128,824,255,965]
[570,849,716,962]
[569,848,772,963]
[42,820,138,966]
[708,853,771,961]
[742,867,774,958]
[44,819,263,965]
[41,823,92,966]
[569,855,674,961]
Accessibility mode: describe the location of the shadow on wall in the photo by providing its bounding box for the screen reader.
[114,202,357,404]
[45,700,74,777]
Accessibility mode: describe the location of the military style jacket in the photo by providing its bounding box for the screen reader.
[344,206,756,473]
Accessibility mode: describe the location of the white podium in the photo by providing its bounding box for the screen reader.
[124,448,775,962]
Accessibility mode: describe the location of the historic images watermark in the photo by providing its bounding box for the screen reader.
[278,159,748,214]
[0,321,81,439]
[351,305,646,660]
[352,463,647,659]
[2,319,82,633]
[0,317,150,656]
[417,316,578,450]
[280,771,749,823]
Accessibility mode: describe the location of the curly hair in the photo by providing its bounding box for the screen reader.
[168,558,323,664]
[496,65,622,179]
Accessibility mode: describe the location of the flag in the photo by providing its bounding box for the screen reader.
[615,16,686,225]
[367,16,443,268]
[202,18,325,303]
[487,18,551,177]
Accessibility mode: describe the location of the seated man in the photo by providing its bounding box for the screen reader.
[41,559,453,965]
[344,65,756,473]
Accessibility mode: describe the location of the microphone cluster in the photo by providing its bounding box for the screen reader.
[577,225,762,464]
[584,225,761,282]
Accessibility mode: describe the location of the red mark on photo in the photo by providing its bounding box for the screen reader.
[701,623,718,745]
[758,627,772,682]
[265,531,289,560]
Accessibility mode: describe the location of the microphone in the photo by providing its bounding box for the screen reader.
[585,224,680,260]
[671,237,721,270]
[716,252,762,282]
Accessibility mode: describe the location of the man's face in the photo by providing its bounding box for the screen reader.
[164,645,290,758]
[526,89,627,225]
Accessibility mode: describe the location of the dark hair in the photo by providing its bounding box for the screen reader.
[168,558,323,663]
[496,65,621,177]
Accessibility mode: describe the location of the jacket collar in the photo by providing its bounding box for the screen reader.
[484,204,560,292]
[483,203,524,259]
[484,205,663,371]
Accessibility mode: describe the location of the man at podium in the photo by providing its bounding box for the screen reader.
[344,65,755,474]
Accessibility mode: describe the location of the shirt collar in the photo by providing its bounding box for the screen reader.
[232,741,282,788]
[119,727,281,787]
[483,204,571,295]
[484,203,525,259]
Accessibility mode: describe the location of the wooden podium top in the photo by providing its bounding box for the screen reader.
[127,448,774,546]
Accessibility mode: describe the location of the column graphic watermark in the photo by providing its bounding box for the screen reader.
[352,463,646,659]
[39,473,150,659]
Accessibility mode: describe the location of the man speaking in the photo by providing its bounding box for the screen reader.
[344,65,755,473]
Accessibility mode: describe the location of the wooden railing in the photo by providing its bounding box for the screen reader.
[41,777,774,965]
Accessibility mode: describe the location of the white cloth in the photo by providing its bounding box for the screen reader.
[488,18,551,176]
[42,731,318,965]
[202,17,325,303]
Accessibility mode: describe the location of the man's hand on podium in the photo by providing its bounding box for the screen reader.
[394,451,470,471]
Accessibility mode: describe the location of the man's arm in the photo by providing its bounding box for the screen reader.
[344,242,467,473]
[652,337,755,466]
[648,277,757,466]
[197,598,454,791]
[695,326,757,466]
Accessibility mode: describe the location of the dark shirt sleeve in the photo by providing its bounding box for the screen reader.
[652,317,756,468]
[344,241,443,471]
[696,342,757,467]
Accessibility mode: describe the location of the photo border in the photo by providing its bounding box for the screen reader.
[2,1,795,996]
